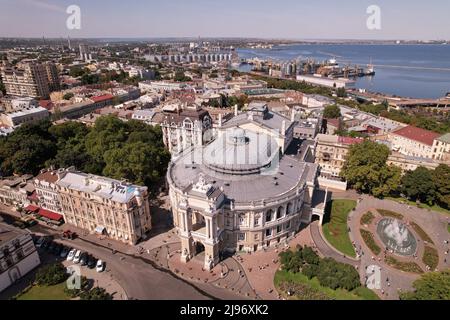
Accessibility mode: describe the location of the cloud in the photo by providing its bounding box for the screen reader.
[19,0,66,13]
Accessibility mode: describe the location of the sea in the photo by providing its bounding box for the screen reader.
[237,44,450,99]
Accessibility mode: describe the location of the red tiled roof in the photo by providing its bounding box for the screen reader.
[392,125,440,146]
[327,118,340,128]
[39,100,53,110]
[338,136,364,145]
[91,94,114,103]
[38,208,63,221]
[25,205,40,212]
[35,170,59,183]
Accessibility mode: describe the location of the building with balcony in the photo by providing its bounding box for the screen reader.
[151,102,213,155]
[167,112,324,270]
[56,169,151,245]
[1,61,59,99]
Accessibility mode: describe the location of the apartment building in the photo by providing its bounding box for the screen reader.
[1,61,59,99]
[315,134,363,179]
[55,169,151,245]
[432,133,450,161]
[33,169,62,214]
[389,125,441,159]
[0,224,40,292]
[0,175,35,208]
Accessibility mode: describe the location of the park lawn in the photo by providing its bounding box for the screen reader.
[322,199,357,258]
[17,282,70,300]
[386,197,450,216]
[274,270,379,300]
[448,224,450,234]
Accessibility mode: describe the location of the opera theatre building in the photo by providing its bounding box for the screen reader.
[167,104,327,270]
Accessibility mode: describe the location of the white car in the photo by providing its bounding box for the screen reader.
[96,260,104,272]
[73,250,82,264]
[66,249,77,261]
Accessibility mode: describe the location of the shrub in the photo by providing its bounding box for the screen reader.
[360,229,381,255]
[422,246,439,270]
[411,222,434,244]
[35,263,68,286]
[80,287,113,300]
[377,209,403,219]
[360,211,375,225]
[384,256,423,274]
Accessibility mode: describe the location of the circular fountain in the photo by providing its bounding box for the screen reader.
[376,218,417,256]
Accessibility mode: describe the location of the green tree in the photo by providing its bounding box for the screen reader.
[103,141,170,186]
[63,92,74,100]
[336,87,347,98]
[402,166,436,204]
[69,66,88,78]
[80,287,113,300]
[174,70,191,82]
[433,164,450,208]
[400,270,450,300]
[323,105,341,119]
[0,119,56,176]
[341,140,399,197]
[35,262,68,286]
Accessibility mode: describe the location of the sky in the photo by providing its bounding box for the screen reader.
[0,0,449,40]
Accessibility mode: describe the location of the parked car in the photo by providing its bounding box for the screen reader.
[87,255,97,269]
[67,249,77,261]
[35,236,45,248]
[62,230,77,240]
[96,260,104,272]
[42,238,52,250]
[53,243,63,255]
[26,219,38,227]
[13,220,27,229]
[60,246,70,258]
[80,252,89,266]
[73,250,82,264]
[47,241,56,252]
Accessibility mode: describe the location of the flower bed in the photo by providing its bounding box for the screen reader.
[411,222,434,244]
[360,229,381,255]
[377,209,404,220]
[384,256,423,274]
[360,211,375,225]
[422,246,439,270]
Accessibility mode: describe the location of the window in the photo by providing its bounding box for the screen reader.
[239,214,246,226]
[265,229,272,237]
[276,207,283,219]
[266,210,273,222]
[238,233,245,241]
[277,225,282,234]
[286,221,291,229]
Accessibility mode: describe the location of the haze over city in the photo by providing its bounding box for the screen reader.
[1,0,450,40]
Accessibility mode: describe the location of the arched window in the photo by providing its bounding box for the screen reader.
[183,118,193,129]
[286,202,293,215]
[276,206,283,219]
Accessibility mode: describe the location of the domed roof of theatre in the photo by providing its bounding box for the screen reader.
[202,127,279,175]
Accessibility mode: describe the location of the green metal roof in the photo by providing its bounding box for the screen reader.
[437,133,450,144]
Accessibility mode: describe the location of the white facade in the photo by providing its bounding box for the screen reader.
[0,106,49,128]
[0,226,40,293]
